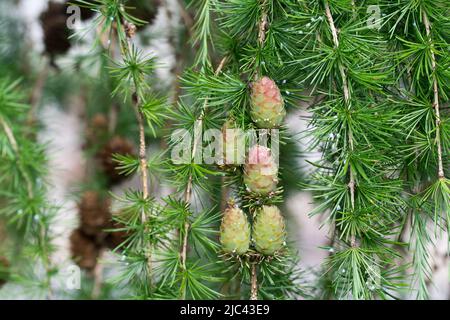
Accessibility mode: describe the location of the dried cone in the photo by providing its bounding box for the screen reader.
[220,205,251,255]
[78,191,111,237]
[250,76,286,128]
[85,113,109,149]
[253,205,286,255]
[70,229,99,271]
[0,256,10,288]
[97,136,135,185]
[40,1,71,57]
[243,145,278,195]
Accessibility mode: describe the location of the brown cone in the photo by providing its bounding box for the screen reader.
[96,136,135,185]
[40,1,71,57]
[70,228,100,271]
[78,191,111,237]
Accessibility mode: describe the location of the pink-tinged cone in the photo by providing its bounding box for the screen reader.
[243,145,278,195]
[250,76,286,128]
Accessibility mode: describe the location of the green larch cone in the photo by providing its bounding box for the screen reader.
[250,76,286,128]
[220,205,251,255]
[253,205,286,255]
[243,145,278,195]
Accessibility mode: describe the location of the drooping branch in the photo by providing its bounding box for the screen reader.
[134,93,150,201]
[0,116,53,299]
[245,1,274,300]
[254,0,269,81]
[114,18,153,288]
[179,57,228,293]
[324,2,350,105]
[257,0,268,46]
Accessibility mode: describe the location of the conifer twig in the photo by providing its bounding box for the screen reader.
[220,176,229,212]
[134,93,150,201]
[1,117,18,154]
[422,11,445,180]
[118,19,153,288]
[108,31,119,134]
[180,56,228,291]
[0,117,34,209]
[324,2,350,104]
[253,0,269,81]
[132,59,153,288]
[28,61,49,124]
